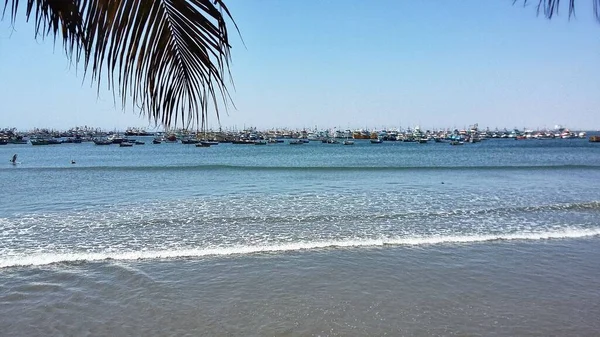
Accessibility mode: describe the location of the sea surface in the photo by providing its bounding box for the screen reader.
[1,137,600,336]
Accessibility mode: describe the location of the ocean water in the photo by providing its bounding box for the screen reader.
[1,137,600,336]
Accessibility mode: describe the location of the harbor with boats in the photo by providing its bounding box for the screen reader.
[0,124,596,147]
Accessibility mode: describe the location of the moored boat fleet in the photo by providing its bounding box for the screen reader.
[0,124,595,147]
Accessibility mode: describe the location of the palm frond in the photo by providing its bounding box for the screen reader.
[3,0,236,129]
[516,0,600,22]
[3,0,84,59]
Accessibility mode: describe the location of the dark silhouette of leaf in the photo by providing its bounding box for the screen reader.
[516,0,600,22]
[3,0,236,129]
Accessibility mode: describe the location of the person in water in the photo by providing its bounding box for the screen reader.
[10,154,17,164]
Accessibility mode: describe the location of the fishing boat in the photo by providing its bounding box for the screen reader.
[31,139,50,145]
[108,134,126,144]
[9,137,28,144]
[93,138,113,145]
[199,141,216,147]
[181,138,199,144]
[198,114,219,146]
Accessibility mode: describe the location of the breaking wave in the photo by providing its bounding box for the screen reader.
[2,228,599,269]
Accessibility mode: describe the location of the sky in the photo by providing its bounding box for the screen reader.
[1,0,599,131]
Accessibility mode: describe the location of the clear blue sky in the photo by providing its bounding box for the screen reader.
[1,0,599,131]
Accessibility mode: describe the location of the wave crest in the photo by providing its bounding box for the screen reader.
[2,228,599,269]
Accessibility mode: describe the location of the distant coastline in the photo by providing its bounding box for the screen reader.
[1,124,597,145]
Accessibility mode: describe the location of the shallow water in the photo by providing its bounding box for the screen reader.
[1,138,600,335]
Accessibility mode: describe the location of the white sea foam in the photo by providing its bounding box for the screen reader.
[1,228,599,269]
